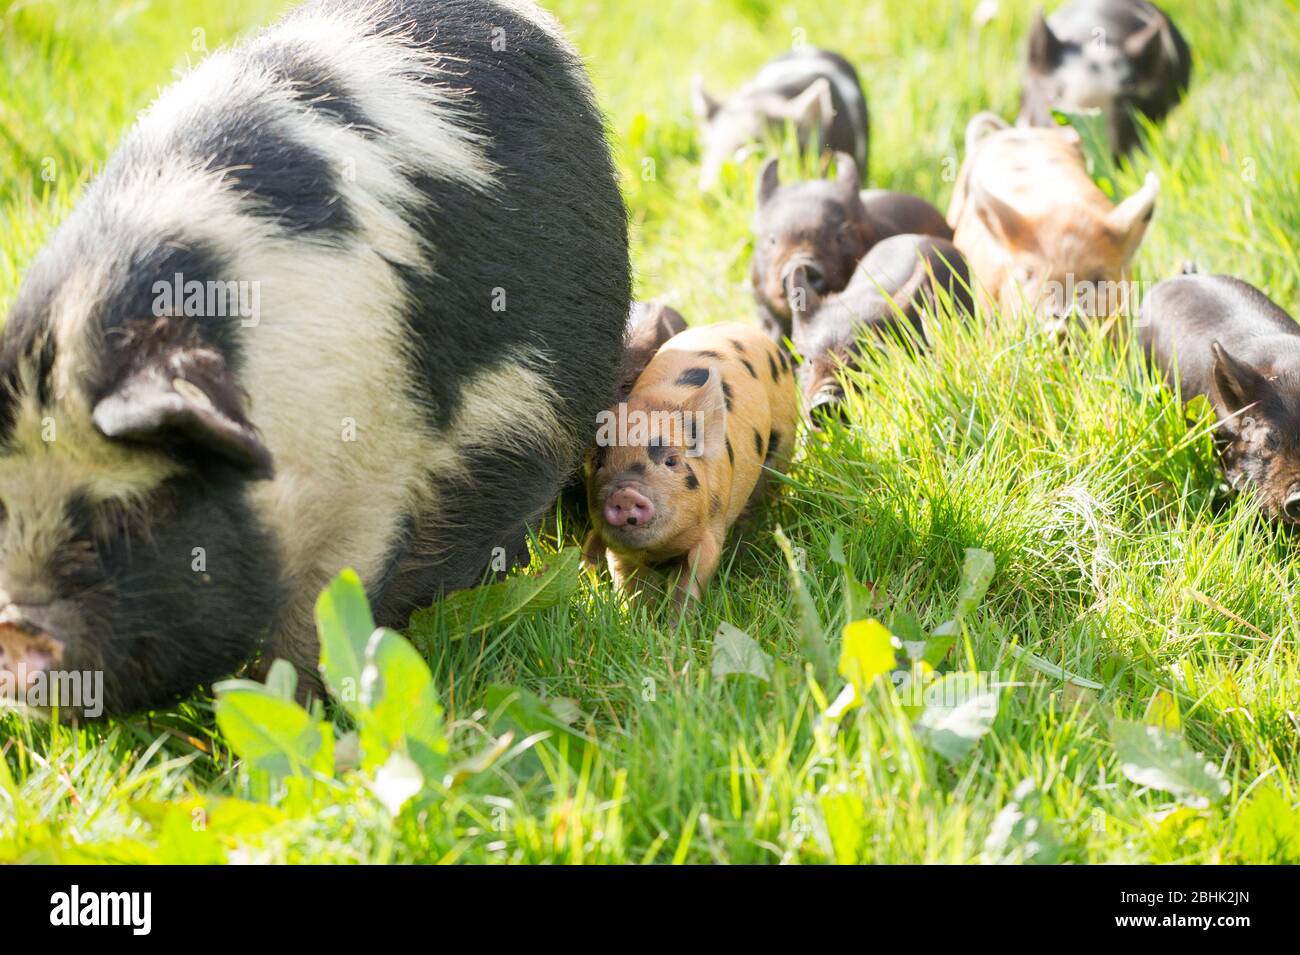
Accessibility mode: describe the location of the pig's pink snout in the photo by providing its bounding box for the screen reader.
[604,486,655,528]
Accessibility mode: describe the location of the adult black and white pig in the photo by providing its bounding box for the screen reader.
[0,0,630,715]
[1139,272,1300,524]
[693,48,869,191]
[1018,0,1191,155]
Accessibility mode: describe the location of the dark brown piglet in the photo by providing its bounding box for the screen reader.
[1139,272,1300,523]
[750,154,951,342]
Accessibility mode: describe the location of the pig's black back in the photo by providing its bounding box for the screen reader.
[843,234,972,339]
[331,0,631,616]
[1139,274,1300,399]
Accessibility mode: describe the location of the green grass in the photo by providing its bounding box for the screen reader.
[3,0,1300,863]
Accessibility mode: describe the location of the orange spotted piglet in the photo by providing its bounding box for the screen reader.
[585,322,798,606]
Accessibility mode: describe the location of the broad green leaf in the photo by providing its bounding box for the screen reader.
[133,797,287,840]
[711,623,773,682]
[775,527,833,687]
[843,578,877,624]
[310,721,335,778]
[156,805,226,864]
[827,533,847,567]
[483,684,597,771]
[919,632,958,667]
[263,658,298,702]
[214,686,322,778]
[444,732,514,789]
[1052,107,1117,195]
[315,568,376,714]
[369,751,423,816]
[828,534,876,620]
[953,547,996,621]
[982,779,1060,865]
[1231,786,1300,863]
[817,790,866,865]
[1143,690,1181,731]
[917,673,998,764]
[408,547,581,640]
[358,628,447,776]
[838,619,896,692]
[1111,721,1229,808]
[889,611,925,643]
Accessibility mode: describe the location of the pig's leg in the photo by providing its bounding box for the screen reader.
[672,532,723,607]
[607,551,659,603]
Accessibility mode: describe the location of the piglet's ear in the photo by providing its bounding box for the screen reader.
[93,349,273,479]
[619,302,687,401]
[1027,8,1064,68]
[781,76,834,131]
[1107,173,1159,255]
[1209,341,1271,426]
[1122,12,1166,65]
[974,182,1031,250]
[832,152,860,194]
[786,265,823,328]
[756,158,781,206]
[683,367,728,461]
[691,76,721,124]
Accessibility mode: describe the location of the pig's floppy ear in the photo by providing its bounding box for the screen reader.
[1027,8,1064,68]
[93,349,273,479]
[684,367,728,461]
[1210,341,1271,427]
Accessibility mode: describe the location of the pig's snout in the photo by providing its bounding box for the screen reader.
[0,603,65,687]
[807,384,848,428]
[604,485,655,528]
[1283,489,1300,524]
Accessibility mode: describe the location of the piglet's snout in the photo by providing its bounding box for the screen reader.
[1283,489,1300,524]
[0,603,65,686]
[604,486,655,528]
[783,256,827,294]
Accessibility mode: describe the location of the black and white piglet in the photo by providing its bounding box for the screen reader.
[1019,0,1191,155]
[0,0,630,715]
[693,47,869,191]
